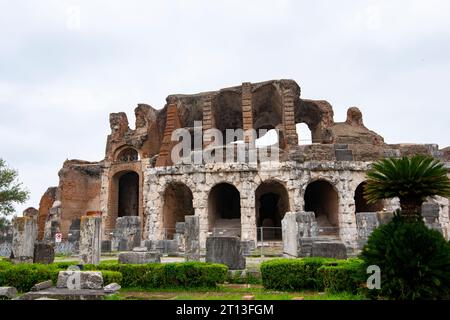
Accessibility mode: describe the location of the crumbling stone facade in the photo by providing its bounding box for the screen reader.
[35,79,450,255]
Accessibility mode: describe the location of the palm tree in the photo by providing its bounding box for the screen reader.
[364,155,450,218]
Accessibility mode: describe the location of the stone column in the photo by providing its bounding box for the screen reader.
[240,178,257,244]
[185,215,200,261]
[79,216,102,265]
[11,216,38,263]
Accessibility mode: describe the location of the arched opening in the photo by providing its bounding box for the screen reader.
[255,180,289,240]
[212,91,243,144]
[296,123,312,145]
[255,128,279,147]
[116,147,139,162]
[118,172,139,217]
[208,183,241,237]
[304,180,339,236]
[354,182,383,213]
[252,84,283,132]
[163,182,194,239]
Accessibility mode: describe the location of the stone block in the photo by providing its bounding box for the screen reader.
[104,283,121,294]
[205,237,246,270]
[118,251,161,264]
[112,216,141,252]
[11,216,37,263]
[356,212,379,240]
[33,242,55,264]
[31,280,53,292]
[56,271,103,290]
[282,212,317,257]
[79,216,101,265]
[0,287,18,299]
[311,242,347,259]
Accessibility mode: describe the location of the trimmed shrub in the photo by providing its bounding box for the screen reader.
[101,271,123,286]
[89,262,228,289]
[360,215,450,300]
[261,257,337,291]
[318,259,364,294]
[0,264,59,292]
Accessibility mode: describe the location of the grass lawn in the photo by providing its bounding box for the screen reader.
[105,284,365,300]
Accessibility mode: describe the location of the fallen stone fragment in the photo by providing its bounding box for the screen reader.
[0,287,18,299]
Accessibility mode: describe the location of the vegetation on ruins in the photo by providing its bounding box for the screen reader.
[364,155,450,218]
[0,158,29,216]
[360,214,450,300]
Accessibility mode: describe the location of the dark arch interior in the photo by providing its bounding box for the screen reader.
[304,180,339,236]
[163,183,194,239]
[118,172,139,217]
[252,84,282,130]
[255,181,289,240]
[208,183,241,237]
[212,91,243,142]
[354,182,383,213]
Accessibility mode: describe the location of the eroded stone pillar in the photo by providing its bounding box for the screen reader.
[79,216,101,265]
[185,215,200,261]
[281,211,317,257]
[11,216,38,263]
[111,216,141,251]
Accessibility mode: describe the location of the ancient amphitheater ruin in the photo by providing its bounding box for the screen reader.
[32,79,450,258]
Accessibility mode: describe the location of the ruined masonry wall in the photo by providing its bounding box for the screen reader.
[142,161,390,250]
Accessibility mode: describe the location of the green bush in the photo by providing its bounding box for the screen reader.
[90,262,228,289]
[261,257,337,291]
[101,271,123,286]
[360,215,450,300]
[318,259,364,294]
[0,264,59,292]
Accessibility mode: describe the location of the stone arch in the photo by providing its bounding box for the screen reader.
[115,147,140,162]
[107,170,142,233]
[304,180,339,236]
[354,182,383,213]
[118,172,139,217]
[255,180,290,240]
[162,182,194,239]
[296,123,312,145]
[208,182,241,237]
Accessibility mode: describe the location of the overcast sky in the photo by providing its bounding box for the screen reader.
[1,0,449,215]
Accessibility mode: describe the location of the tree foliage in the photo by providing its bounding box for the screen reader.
[0,158,29,216]
[364,155,450,216]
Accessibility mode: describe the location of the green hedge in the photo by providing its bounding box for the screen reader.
[0,261,227,292]
[318,259,364,294]
[85,262,228,289]
[101,271,123,286]
[0,264,60,292]
[261,257,364,293]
